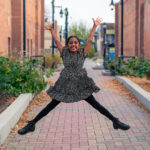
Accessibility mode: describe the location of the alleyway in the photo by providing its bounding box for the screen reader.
[2,59,150,150]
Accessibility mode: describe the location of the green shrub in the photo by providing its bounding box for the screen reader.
[88,48,95,58]
[54,52,62,67]
[44,52,62,68]
[44,53,53,68]
[107,59,119,75]
[45,68,54,78]
[107,57,150,79]
[0,56,47,96]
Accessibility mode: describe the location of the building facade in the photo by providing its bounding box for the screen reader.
[44,21,65,53]
[115,0,150,59]
[0,0,44,57]
[100,23,115,60]
[0,0,12,56]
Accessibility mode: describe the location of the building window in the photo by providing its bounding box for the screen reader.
[31,39,32,56]
[8,37,11,56]
[27,39,29,57]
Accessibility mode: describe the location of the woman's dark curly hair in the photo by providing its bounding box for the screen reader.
[66,36,80,45]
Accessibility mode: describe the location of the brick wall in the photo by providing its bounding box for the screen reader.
[26,0,44,56]
[0,0,44,57]
[144,0,150,59]
[115,3,119,58]
[124,0,136,57]
[11,0,23,56]
[115,0,150,59]
[0,0,11,56]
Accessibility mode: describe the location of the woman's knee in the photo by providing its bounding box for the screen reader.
[84,95,96,103]
[50,99,61,106]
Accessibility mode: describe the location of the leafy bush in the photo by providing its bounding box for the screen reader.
[107,57,150,79]
[107,59,119,75]
[0,56,47,96]
[44,53,53,68]
[54,52,62,67]
[44,52,62,68]
[45,68,54,78]
[88,48,95,58]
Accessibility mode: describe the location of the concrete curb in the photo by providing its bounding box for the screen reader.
[116,76,150,112]
[0,69,57,145]
[0,93,35,145]
[101,69,112,76]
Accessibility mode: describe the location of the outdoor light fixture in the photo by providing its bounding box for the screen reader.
[110,0,114,10]
[64,8,69,16]
[110,0,124,59]
[102,22,107,69]
[59,8,63,18]
[102,22,107,29]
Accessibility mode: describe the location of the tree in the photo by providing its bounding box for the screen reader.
[69,22,90,43]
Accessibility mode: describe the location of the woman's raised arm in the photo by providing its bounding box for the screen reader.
[45,23,63,53]
[84,17,102,56]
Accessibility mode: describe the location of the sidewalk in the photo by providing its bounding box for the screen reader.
[2,59,150,150]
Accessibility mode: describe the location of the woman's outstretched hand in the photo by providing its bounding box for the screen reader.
[92,17,103,27]
[45,23,53,31]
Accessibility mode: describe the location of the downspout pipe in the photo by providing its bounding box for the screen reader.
[23,0,26,57]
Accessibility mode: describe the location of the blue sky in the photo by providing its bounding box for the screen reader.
[45,0,120,28]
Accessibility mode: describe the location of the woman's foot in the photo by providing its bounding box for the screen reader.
[113,118,130,130]
[18,120,35,135]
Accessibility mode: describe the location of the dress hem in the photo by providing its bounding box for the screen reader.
[46,88,100,103]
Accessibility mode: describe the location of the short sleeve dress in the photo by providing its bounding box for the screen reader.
[46,46,100,103]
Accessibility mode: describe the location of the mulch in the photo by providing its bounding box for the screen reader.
[0,96,16,113]
[125,76,150,93]
[101,77,150,124]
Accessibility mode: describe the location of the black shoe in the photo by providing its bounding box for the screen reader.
[113,118,130,130]
[18,120,35,135]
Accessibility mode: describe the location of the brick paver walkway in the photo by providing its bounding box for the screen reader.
[2,59,150,150]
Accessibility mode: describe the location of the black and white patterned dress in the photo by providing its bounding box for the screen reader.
[46,46,100,103]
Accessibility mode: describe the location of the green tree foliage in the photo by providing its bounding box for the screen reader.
[69,22,90,42]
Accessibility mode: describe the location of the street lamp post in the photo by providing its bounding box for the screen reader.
[51,0,63,68]
[64,8,69,45]
[110,0,124,58]
[94,32,98,52]
[51,0,55,68]
[59,25,62,42]
[103,23,107,69]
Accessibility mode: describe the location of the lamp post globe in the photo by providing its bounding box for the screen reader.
[64,8,68,15]
[102,22,107,29]
[110,0,114,11]
[59,8,63,18]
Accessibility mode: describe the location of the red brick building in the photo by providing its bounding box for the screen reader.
[0,0,12,56]
[0,0,44,57]
[115,0,150,59]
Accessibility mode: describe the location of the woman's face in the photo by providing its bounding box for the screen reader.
[67,37,80,53]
